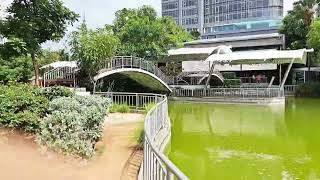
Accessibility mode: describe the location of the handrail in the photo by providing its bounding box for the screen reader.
[172,87,285,99]
[99,56,174,85]
[95,92,188,180]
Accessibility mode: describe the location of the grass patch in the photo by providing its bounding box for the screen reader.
[143,102,156,114]
[108,104,131,113]
[133,122,144,149]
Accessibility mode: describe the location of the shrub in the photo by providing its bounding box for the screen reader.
[38,95,111,157]
[224,79,241,87]
[0,84,48,132]
[39,86,74,101]
[295,83,320,97]
[222,72,236,79]
[109,104,131,113]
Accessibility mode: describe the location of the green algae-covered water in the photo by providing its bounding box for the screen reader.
[168,98,320,180]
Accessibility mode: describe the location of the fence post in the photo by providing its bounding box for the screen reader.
[166,167,174,180]
[121,57,124,68]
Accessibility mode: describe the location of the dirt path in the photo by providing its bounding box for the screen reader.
[0,113,144,180]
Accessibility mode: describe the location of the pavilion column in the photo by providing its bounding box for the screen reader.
[280,58,295,89]
[279,64,282,85]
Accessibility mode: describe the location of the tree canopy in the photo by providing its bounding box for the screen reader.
[279,0,320,49]
[0,0,78,85]
[307,20,320,64]
[110,6,192,60]
[70,22,120,87]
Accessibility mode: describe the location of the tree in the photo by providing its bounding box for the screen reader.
[190,30,201,40]
[0,55,33,83]
[111,6,192,60]
[307,20,320,65]
[279,0,320,49]
[0,0,78,86]
[69,22,120,90]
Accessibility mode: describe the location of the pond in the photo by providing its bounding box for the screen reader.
[168,98,320,180]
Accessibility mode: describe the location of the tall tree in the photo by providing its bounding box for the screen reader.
[0,0,78,86]
[280,0,319,49]
[69,22,120,90]
[111,6,192,60]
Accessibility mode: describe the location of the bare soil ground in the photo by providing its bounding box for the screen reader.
[0,113,144,180]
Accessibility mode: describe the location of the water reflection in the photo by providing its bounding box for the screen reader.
[169,99,320,180]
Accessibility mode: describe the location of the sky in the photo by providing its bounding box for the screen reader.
[1,0,295,50]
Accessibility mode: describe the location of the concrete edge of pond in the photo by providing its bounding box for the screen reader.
[169,97,285,106]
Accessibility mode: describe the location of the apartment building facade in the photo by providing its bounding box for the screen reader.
[162,0,283,39]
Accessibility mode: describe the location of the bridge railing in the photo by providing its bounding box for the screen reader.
[172,87,284,99]
[94,92,188,180]
[100,56,174,85]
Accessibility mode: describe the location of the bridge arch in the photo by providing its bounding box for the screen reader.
[94,57,172,92]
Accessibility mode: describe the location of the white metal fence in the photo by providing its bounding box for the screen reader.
[43,66,76,87]
[94,92,188,180]
[284,85,298,96]
[172,88,284,99]
[99,56,174,85]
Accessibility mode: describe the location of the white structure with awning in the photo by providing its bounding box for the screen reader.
[205,49,310,65]
[166,46,313,89]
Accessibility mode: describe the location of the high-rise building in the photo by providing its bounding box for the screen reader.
[162,0,283,39]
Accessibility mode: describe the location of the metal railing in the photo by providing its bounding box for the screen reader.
[94,92,188,180]
[284,85,298,95]
[43,66,76,87]
[99,56,174,85]
[172,88,284,99]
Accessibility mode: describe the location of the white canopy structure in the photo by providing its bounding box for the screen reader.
[166,45,232,61]
[40,61,78,69]
[205,49,312,65]
[166,46,313,89]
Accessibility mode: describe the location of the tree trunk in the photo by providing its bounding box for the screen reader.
[31,53,40,86]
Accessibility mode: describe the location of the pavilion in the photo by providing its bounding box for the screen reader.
[165,46,313,89]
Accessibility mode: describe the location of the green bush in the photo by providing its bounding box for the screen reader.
[0,84,48,132]
[109,104,131,113]
[295,83,320,97]
[38,95,111,157]
[39,86,74,101]
[224,79,241,87]
[222,72,236,79]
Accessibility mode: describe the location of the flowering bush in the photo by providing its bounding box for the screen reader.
[38,95,111,157]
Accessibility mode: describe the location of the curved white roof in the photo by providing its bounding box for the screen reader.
[40,61,78,69]
[206,49,312,65]
[165,45,232,61]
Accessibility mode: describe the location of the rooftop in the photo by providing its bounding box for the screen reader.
[185,33,284,46]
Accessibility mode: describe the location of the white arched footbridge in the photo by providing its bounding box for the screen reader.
[94,56,174,92]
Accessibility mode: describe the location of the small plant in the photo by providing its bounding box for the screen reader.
[108,104,131,113]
